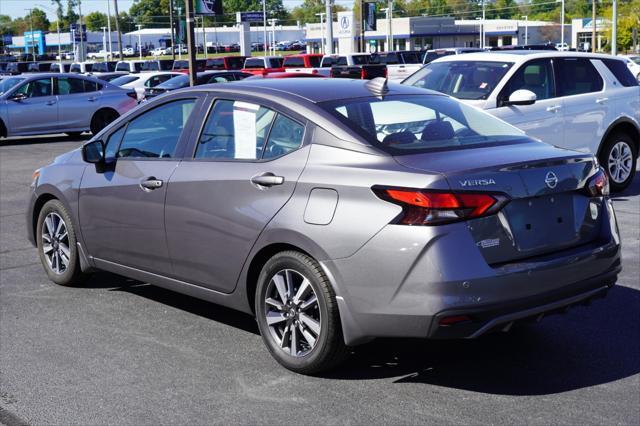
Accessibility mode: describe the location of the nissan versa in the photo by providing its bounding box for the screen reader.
[26,79,621,374]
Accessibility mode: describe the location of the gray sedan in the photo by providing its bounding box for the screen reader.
[0,72,138,138]
[26,78,621,374]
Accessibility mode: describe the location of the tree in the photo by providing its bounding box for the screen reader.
[223,0,289,22]
[603,0,640,51]
[26,8,51,32]
[291,0,346,25]
[85,11,108,31]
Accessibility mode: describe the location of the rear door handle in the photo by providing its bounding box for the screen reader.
[546,105,561,113]
[596,97,608,104]
[251,173,284,187]
[46,100,56,106]
[140,178,163,191]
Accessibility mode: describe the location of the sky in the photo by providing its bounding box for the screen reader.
[0,1,333,21]
[2,1,136,20]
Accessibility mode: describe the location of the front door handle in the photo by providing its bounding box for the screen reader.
[251,173,284,187]
[140,177,163,191]
[546,105,561,113]
[87,97,98,102]
[46,100,57,106]
[596,97,608,104]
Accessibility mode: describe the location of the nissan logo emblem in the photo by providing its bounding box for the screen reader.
[545,171,558,189]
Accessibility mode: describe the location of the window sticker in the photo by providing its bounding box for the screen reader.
[233,101,259,159]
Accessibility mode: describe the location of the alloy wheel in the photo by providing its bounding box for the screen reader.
[41,212,70,275]
[264,269,321,357]
[608,141,634,184]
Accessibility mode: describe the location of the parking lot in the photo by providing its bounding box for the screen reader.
[0,134,638,425]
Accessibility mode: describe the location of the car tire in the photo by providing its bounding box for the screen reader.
[90,109,119,135]
[599,132,637,192]
[36,200,88,286]
[255,251,349,374]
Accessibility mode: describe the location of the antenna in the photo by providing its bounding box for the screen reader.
[365,77,389,98]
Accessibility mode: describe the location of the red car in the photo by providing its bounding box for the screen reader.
[243,72,324,79]
[282,53,323,73]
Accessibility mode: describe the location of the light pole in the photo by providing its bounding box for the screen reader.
[169,0,176,60]
[521,15,528,46]
[315,12,325,54]
[556,0,565,49]
[136,24,143,60]
[177,6,182,60]
[325,0,333,55]
[25,9,35,61]
[78,0,85,61]
[263,0,268,56]
[113,0,123,60]
[381,4,393,52]
[611,0,617,54]
[107,0,113,59]
[482,0,486,49]
[475,17,482,49]
[269,19,278,55]
[102,26,107,60]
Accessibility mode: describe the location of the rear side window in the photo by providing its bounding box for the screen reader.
[263,114,305,160]
[601,58,639,87]
[226,57,245,69]
[70,64,81,73]
[115,62,130,72]
[554,58,603,96]
[270,58,283,68]
[499,59,555,103]
[309,56,321,67]
[117,99,197,159]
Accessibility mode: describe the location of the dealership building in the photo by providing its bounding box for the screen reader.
[304,15,570,54]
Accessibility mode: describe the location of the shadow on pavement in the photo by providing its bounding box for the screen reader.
[326,285,640,395]
[83,271,260,335]
[0,134,90,147]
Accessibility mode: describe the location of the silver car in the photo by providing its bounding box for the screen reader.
[26,79,621,374]
[0,73,138,138]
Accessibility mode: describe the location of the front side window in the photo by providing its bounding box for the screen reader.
[404,60,513,100]
[0,77,25,95]
[322,95,525,154]
[15,78,52,98]
[499,59,555,103]
[117,99,197,159]
[554,58,603,96]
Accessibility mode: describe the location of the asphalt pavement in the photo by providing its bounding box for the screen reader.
[1,135,639,425]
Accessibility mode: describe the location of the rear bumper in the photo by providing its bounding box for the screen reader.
[428,266,618,339]
[325,198,622,345]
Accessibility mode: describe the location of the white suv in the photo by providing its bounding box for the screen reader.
[403,51,640,191]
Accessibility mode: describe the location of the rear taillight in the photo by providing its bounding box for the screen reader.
[330,68,335,78]
[126,91,137,100]
[374,187,509,225]
[383,67,388,78]
[360,68,367,79]
[585,168,609,197]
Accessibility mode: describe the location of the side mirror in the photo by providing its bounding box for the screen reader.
[82,140,105,164]
[505,89,537,106]
[10,92,27,102]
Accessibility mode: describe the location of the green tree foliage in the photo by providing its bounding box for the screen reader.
[603,0,640,51]
[291,0,346,25]
[84,11,108,31]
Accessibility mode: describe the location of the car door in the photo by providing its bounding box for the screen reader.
[6,77,58,134]
[491,58,564,146]
[79,95,203,275]
[55,76,99,130]
[164,97,309,293]
[553,57,608,153]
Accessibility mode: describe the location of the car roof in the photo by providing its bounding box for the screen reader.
[185,77,442,103]
[431,50,624,64]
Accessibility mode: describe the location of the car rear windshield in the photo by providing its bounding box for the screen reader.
[320,95,525,155]
[226,57,245,69]
[352,55,371,65]
[110,75,139,86]
[157,74,189,89]
[284,56,305,67]
[244,58,265,68]
[0,77,25,95]
[403,60,513,100]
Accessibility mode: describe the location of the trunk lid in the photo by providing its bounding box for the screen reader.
[394,140,603,264]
